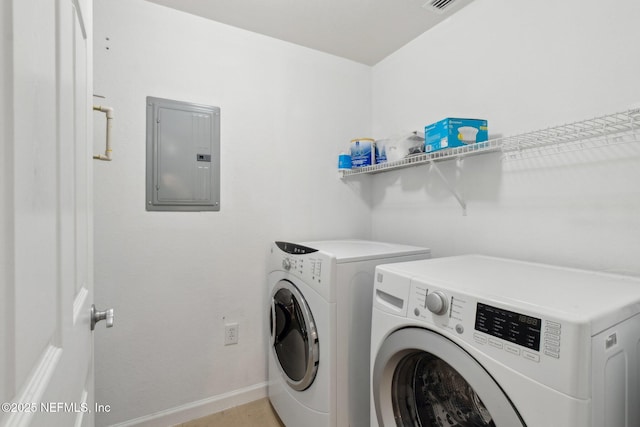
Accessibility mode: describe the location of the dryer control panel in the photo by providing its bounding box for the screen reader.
[272,241,334,302]
[275,241,318,255]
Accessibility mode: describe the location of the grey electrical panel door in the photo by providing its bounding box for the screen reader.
[146,97,220,211]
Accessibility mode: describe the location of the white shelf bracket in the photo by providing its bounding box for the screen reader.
[429,160,467,216]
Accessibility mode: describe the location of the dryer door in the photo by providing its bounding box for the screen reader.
[270,279,319,391]
[373,328,525,427]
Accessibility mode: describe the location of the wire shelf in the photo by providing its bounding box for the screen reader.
[340,139,502,177]
[499,109,640,160]
[340,109,640,178]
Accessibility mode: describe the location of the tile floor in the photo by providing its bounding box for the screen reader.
[176,398,284,427]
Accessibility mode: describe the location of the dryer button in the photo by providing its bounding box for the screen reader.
[544,350,560,359]
[546,320,561,329]
[473,333,487,345]
[489,338,503,349]
[523,350,540,363]
[505,344,521,356]
[544,337,560,346]
[545,326,561,336]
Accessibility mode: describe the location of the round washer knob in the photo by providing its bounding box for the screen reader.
[426,291,449,315]
[282,258,291,271]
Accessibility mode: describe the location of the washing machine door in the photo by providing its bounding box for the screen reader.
[270,279,319,391]
[372,328,525,427]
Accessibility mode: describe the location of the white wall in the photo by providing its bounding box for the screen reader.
[92,0,372,425]
[371,0,640,275]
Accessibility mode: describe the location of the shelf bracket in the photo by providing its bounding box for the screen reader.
[429,160,467,216]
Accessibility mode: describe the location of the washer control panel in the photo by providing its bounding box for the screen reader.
[475,302,542,353]
[407,279,563,367]
[374,260,590,399]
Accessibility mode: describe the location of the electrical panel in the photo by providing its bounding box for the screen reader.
[146,97,220,211]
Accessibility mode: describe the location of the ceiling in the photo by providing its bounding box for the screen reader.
[144,0,474,65]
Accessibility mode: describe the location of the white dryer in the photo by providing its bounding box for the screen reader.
[267,240,430,427]
[370,255,640,427]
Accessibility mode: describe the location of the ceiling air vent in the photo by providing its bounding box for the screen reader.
[423,0,458,14]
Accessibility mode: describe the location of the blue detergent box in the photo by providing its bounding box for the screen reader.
[350,138,375,168]
[425,118,488,153]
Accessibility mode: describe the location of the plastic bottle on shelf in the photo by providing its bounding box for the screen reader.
[338,152,352,170]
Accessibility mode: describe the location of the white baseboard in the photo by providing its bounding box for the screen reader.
[108,382,268,427]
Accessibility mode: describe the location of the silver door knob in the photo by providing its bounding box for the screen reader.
[91,304,114,331]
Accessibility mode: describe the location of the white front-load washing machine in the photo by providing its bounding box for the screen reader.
[267,240,430,427]
[371,255,640,427]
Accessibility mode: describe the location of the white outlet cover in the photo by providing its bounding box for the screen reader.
[225,323,239,345]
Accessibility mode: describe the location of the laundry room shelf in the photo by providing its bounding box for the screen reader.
[339,108,640,178]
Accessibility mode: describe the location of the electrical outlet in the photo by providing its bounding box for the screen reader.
[224,323,239,345]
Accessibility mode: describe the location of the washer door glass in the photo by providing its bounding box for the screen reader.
[393,352,494,426]
[372,328,524,427]
[271,280,319,391]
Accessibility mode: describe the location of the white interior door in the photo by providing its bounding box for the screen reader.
[1,0,96,426]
